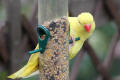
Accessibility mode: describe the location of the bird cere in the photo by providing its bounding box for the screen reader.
[8,12,95,79]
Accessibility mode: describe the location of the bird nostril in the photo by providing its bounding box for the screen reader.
[84,24,91,32]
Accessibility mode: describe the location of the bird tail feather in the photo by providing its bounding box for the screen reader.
[8,45,40,79]
[24,70,40,78]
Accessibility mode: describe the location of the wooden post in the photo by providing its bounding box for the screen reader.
[4,0,22,74]
[38,0,69,80]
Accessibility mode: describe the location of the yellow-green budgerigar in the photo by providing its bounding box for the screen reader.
[8,12,95,79]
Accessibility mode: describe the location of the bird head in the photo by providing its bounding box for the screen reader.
[76,12,95,40]
[77,12,95,33]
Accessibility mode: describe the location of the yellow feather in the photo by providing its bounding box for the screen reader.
[8,44,39,79]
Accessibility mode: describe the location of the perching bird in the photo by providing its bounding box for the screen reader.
[8,12,95,79]
[69,12,95,59]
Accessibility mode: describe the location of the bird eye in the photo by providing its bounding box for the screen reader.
[78,21,81,24]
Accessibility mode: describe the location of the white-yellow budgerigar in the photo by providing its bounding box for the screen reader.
[8,12,95,79]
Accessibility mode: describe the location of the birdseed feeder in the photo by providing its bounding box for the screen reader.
[38,0,69,80]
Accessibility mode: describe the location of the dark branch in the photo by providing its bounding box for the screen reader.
[84,41,111,80]
[70,49,85,80]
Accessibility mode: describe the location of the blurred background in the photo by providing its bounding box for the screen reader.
[0,0,120,80]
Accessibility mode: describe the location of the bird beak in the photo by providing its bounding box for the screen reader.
[84,24,91,32]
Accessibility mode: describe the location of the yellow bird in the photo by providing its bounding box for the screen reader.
[8,12,95,79]
[69,12,95,59]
